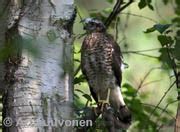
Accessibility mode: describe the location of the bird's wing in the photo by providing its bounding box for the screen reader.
[110,36,123,87]
[81,35,98,102]
[80,36,89,79]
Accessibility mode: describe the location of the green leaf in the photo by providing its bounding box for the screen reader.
[123,83,137,96]
[144,24,171,34]
[144,27,156,33]
[148,4,154,10]
[74,74,86,85]
[154,24,171,34]
[158,35,174,46]
[83,94,92,102]
[175,0,180,6]
[138,0,147,9]
[138,0,153,10]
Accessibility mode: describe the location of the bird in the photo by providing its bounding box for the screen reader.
[80,18,131,124]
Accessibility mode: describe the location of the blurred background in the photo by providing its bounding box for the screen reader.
[74,0,179,131]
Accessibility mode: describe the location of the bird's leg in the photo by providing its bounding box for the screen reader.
[98,88,111,111]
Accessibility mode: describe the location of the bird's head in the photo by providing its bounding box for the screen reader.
[81,18,106,33]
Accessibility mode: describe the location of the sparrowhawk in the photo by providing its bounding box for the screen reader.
[81,18,131,124]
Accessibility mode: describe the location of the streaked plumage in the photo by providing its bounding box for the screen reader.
[81,18,131,124]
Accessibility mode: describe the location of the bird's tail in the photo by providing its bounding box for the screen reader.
[110,86,132,124]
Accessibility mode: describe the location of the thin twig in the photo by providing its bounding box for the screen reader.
[119,0,133,12]
[115,17,120,41]
[122,48,163,53]
[120,12,158,23]
[160,99,178,119]
[156,100,178,131]
[155,0,167,22]
[141,103,176,120]
[136,67,162,89]
[165,46,178,88]
[74,65,81,77]
[164,39,180,131]
[136,68,158,93]
[123,51,159,59]
[105,0,134,28]
[105,0,123,28]
[142,79,161,87]
[149,81,176,118]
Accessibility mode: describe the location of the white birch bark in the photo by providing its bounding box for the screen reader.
[2,0,75,132]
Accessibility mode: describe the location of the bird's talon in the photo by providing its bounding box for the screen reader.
[93,107,98,116]
[98,101,110,112]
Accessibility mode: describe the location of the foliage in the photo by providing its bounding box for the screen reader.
[144,2,180,69]
[138,0,154,10]
[74,0,180,132]
[144,24,171,34]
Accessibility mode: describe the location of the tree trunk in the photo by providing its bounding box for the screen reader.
[0,0,10,129]
[1,0,75,132]
[175,102,180,132]
[0,0,9,93]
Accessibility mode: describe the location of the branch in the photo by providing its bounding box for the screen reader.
[175,102,180,132]
[74,65,81,77]
[103,106,131,131]
[122,48,162,53]
[156,100,178,131]
[149,81,176,119]
[142,79,162,87]
[76,107,101,132]
[136,67,162,93]
[136,68,157,93]
[105,0,134,28]
[115,17,120,41]
[76,105,131,132]
[120,12,158,23]
[159,36,180,131]
[141,103,176,120]
[123,51,159,59]
[105,0,123,28]
[165,46,178,88]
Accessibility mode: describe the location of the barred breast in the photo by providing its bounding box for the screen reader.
[81,32,116,92]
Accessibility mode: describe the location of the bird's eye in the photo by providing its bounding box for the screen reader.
[89,22,94,25]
